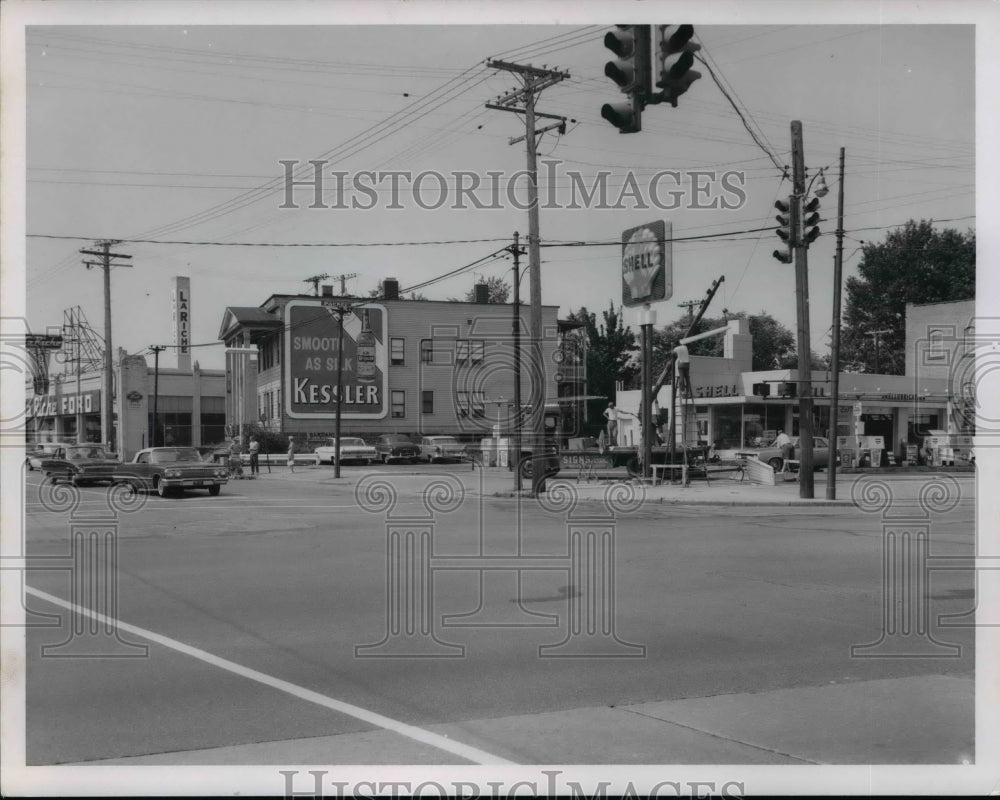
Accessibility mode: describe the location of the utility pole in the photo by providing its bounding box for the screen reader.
[866,329,891,373]
[80,240,131,453]
[506,231,526,491]
[790,121,815,498]
[304,274,330,296]
[322,300,352,479]
[149,345,167,447]
[334,272,358,296]
[827,147,846,500]
[486,60,569,496]
[677,299,700,323]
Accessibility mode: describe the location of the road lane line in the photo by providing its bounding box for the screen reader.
[24,586,515,766]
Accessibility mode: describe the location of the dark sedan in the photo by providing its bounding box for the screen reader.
[38,444,120,486]
[114,447,229,497]
[373,434,420,464]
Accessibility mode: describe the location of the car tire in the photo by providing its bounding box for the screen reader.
[208,485,221,496]
[519,458,533,479]
[154,477,169,498]
[767,457,783,471]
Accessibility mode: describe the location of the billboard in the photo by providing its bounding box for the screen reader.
[284,300,387,419]
[621,219,672,307]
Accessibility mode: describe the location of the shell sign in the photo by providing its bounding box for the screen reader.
[621,220,672,307]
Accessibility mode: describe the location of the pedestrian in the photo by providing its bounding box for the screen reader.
[229,438,244,479]
[674,343,691,398]
[287,435,296,473]
[248,435,260,477]
[603,403,619,446]
[773,429,793,472]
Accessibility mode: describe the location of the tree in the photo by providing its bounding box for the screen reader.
[840,220,975,374]
[567,303,638,410]
[447,275,511,304]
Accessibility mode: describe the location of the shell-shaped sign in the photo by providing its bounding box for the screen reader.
[621,220,672,306]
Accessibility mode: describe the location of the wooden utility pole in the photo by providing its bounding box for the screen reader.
[149,345,167,447]
[827,147,846,500]
[80,240,131,452]
[677,299,700,323]
[506,231,526,491]
[790,121,815,498]
[486,60,569,495]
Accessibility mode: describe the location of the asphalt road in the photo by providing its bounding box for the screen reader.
[20,465,976,765]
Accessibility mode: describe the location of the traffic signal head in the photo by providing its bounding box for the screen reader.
[801,196,820,245]
[656,24,702,107]
[603,25,651,94]
[776,381,797,397]
[601,95,642,134]
[753,382,771,397]
[772,197,795,263]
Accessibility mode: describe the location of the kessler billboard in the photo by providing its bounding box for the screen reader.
[284,300,387,419]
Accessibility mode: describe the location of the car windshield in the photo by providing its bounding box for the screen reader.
[150,448,202,464]
[433,437,459,445]
[338,438,366,447]
[383,436,411,444]
[66,446,107,460]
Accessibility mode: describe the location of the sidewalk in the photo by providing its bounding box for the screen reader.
[234,462,977,508]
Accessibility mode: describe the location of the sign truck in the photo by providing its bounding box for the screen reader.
[621,219,671,307]
[284,301,387,419]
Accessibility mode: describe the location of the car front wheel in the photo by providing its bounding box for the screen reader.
[768,457,783,471]
[208,485,221,496]
[154,477,169,498]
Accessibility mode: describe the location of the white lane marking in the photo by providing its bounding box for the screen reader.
[25,586,514,765]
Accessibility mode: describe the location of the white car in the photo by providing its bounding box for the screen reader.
[418,435,467,463]
[314,437,377,465]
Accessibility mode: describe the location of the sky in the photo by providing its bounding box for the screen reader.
[5,2,991,375]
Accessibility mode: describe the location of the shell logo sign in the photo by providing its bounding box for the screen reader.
[621,220,672,307]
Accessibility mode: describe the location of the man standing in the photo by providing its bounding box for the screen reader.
[287,435,296,473]
[773,429,793,472]
[248,436,260,478]
[674,343,691,398]
[603,403,620,446]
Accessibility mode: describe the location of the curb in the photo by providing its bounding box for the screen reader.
[487,491,854,507]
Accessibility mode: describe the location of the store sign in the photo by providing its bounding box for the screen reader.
[25,389,100,417]
[284,301,387,419]
[621,220,671,307]
[692,383,739,398]
[172,276,191,354]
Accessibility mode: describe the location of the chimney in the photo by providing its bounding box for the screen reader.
[321,285,333,297]
[474,282,489,304]
[383,277,399,300]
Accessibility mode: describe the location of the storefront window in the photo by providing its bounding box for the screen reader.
[200,396,226,445]
[908,413,940,443]
[714,406,743,450]
[151,395,193,447]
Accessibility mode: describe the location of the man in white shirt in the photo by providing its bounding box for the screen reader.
[772,429,793,471]
[674,343,691,397]
[603,403,620,446]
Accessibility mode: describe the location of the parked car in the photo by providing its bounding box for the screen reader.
[37,444,120,486]
[314,437,378,465]
[373,434,420,464]
[114,447,229,497]
[751,436,839,471]
[418,435,467,463]
[26,442,72,471]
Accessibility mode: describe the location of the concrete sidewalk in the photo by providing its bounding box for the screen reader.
[244,463,977,508]
[74,672,973,765]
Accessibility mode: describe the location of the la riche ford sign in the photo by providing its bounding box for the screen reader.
[284,300,388,419]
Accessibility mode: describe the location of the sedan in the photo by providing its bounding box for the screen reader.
[37,444,120,486]
[314,437,377,465]
[26,442,72,471]
[373,434,420,464]
[114,447,229,497]
[418,435,467,463]
[751,436,838,472]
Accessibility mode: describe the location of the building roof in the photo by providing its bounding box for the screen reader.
[217,306,282,341]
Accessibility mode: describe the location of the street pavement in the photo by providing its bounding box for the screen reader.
[19,464,977,766]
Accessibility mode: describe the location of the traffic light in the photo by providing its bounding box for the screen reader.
[801,196,821,246]
[772,196,796,263]
[601,95,643,134]
[655,24,702,107]
[752,382,771,397]
[602,25,651,133]
[776,382,797,398]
